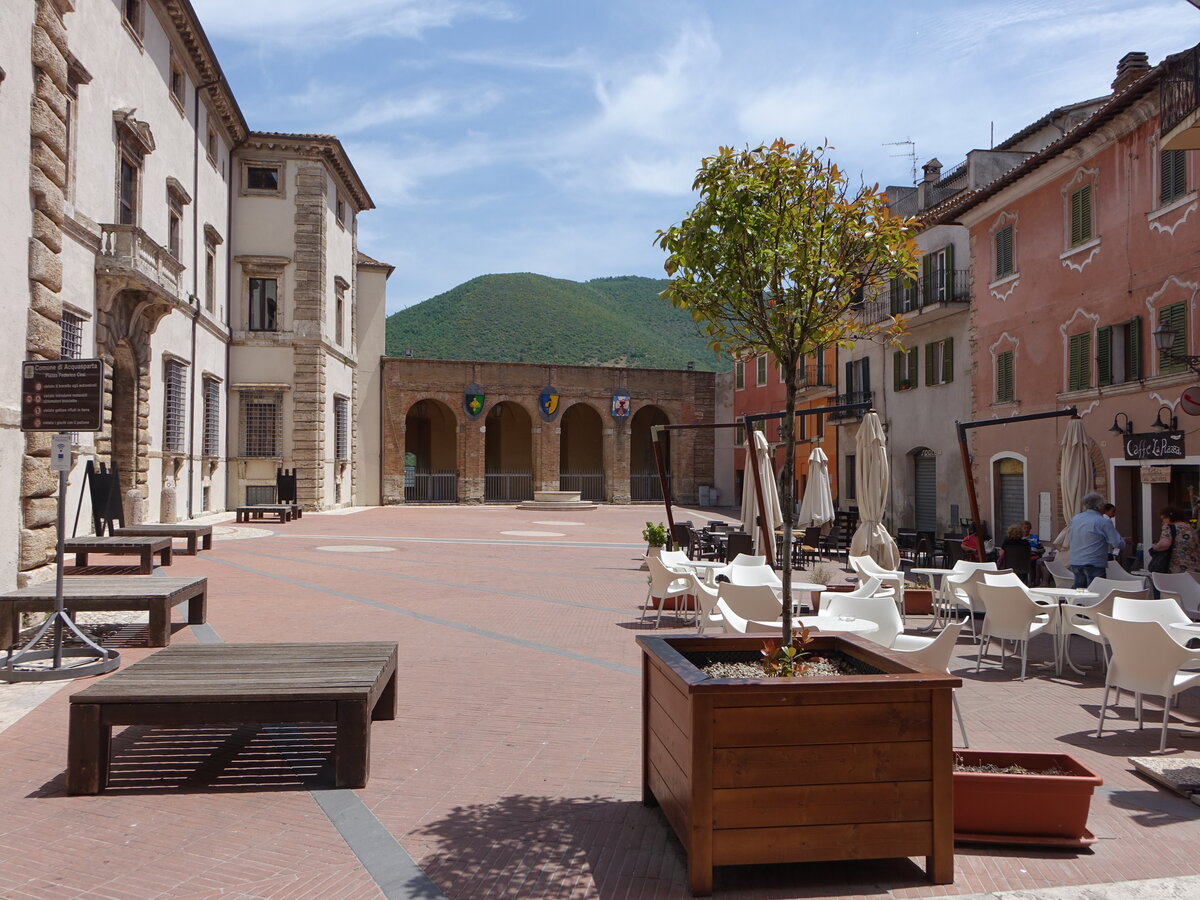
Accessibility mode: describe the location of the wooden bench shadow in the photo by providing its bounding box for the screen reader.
[34,722,338,797]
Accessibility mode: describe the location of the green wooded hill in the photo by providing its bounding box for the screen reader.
[384,273,728,371]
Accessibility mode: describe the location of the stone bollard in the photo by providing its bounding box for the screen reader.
[160,478,177,524]
[126,489,146,525]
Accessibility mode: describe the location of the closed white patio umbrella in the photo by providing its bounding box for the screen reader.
[1054,416,1093,550]
[797,445,834,528]
[848,411,900,570]
[741,430,784,554]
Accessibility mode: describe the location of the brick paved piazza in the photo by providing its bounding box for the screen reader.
[1,504,1198,899]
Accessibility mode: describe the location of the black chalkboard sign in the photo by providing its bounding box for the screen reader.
[1123,432,1186,461]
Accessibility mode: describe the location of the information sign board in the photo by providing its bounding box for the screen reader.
[1123,431,1186,461]
[21,359,104,432]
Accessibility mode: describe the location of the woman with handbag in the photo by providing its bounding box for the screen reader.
[1148,506,1200,574]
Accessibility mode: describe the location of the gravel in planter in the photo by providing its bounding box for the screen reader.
[684,648,883,679]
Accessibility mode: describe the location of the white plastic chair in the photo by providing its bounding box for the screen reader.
[1113,595,1192,627]
[1095,614,1200,751]
[714,598,778,634]
[659,549,694,571]
[1061,585,1151,669]
[1152,572,1200,618]
[816,576,890,614]
[1107,559,1146,585]
[727,553,767,568]
[944,568,1009,640]
[642,556,692,628]
[848,554,905,613]
[1043,557,1075,589]
[890,619,970,747]
[724,564,783,589]
[716,583,783,633]
[821,591,905,648]
[974,583,1058,680]
[982,571,1029,589]
[687,574,724,634]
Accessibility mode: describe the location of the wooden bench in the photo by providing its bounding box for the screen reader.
[0,576,207,648]
[67,642,398,795]
[113,524,214,555]
[235,504,296,523]
[64,536,173,574]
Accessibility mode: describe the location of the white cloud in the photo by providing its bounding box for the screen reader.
[191,0,517,46]
[342,139,497,205]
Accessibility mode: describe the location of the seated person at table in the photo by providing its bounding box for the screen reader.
[960,531,981,562]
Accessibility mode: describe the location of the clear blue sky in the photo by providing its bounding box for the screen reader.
[192,0,1200,313]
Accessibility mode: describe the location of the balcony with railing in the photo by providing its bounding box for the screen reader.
[828,390,873,420]
[96,224,186,303]
[1162,43,1200,151]
[857,269,970,325]
[795,363,833,391]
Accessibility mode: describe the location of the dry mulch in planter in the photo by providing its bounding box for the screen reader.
[684,649,881,680]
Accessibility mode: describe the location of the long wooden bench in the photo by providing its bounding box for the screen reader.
[67,642,398,794]
[235,504,296,523]
[64,536,173,574]
[0,576,207,648]
[113,524,214,555]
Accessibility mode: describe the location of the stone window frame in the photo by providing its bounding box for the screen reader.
[122,0,145,46]
[755,354,768,387]
[202,373,222,458]
[235,255,289,333]
[334,276,348,346]
[236,387,287,458]
[1060,167,1101,271]
[63,54,91,205]
[988,332,1020,407]
[988,210,1020,299]
[206,119,219,169]
[166,178,191,260]
[334,395,350,461]
[239,157,286,199]
[168,51,186,115]
[113,111,154,227]
[203,224,223,314]
[335,195,347,229]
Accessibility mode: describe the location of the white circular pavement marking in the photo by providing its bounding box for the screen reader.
[532,521,586,526]
[501,530,567,537]
[316,545,395,553]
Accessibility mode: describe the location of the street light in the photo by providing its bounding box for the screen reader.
[1109,412,1134,435]
[1152,405,1179,431]
[1152,322,1200,377]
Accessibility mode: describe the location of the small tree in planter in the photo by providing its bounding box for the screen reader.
[642,521,668,566]
[657,140,918,637]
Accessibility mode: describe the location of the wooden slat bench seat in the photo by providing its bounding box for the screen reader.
[0,576,207,648]
[64,536,173,574]
[235,505,296,523]
[67,641,398,795]
[113,524,213,555]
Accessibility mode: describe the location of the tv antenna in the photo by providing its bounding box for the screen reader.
[884,139,917,185]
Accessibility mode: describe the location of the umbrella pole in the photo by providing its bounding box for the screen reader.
[745,418,775,568]
[651,425,676,539]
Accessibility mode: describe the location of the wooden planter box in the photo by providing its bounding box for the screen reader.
[638,632,961,895]
[953,750,1103,848]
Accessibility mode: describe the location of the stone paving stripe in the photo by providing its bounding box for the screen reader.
[223,545,637,614]
[313,789,448,900]
[274,533,642,549]
[190,614,446,898]
[208,555,641,676]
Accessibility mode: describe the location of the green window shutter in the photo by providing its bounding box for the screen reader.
[893,351,902,391]
[1068,332,1091,390]
[1161,150,1188,205]
[1097,325,1113,387]
[1070,186,1093,246]
[889,278,900,315]
[1159,302,1188,373]
[994,226,1013,278]
[909,347,919,387]
[1128,315,1142,380]
[845,360,854,394]
[735,360,744,390]
[942,338,954,384]
[997,351,1013,402]
[925,342,936,386]
[921,255,933,307]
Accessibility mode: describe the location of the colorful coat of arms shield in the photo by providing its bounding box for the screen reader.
[538,386,561,422]
[611,391,631,419]
[463,383,486,420]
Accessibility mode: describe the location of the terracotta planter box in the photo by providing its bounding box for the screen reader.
[638,632,961,896]
[905,588,934,615]
[953,750,1103,847]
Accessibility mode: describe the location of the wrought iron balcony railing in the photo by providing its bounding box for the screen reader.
[1162,44,1200,138]
[857,269,970,324]
[828,391,873,418]
[796,364,832,388]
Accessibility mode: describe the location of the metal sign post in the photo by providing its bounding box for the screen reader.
[2,361,119,682]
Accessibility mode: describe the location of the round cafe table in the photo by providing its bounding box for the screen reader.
[780,581,826,614]
[1030,587,1099,676]
[684,559,727,585]
[801,615,880,636]
[911,567,957,631]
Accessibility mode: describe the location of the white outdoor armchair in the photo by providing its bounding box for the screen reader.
[643,556,693,628]
[848,554,905,613]
[687,574,724,634]
[820,591,906,648]
[974,583,1058,680]
[890,619,970,747]
[1060,582,1151,669]
[1152,572,1200,618]
[716,583,784,633]
[1095,614,1200,751]
[816,576,891,615]
[1043,557,1075,589]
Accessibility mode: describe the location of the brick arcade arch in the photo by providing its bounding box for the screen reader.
[630,406,670,501]
[559,402,606,501]
[485,401,534,502]
[404,399,459,502]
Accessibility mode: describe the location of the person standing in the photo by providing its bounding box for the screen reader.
[1067,492,1124,588]
[1149,506,1200,574]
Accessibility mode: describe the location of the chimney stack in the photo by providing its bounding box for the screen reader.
[1112,51,1150,93]
[922,158,943,184]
